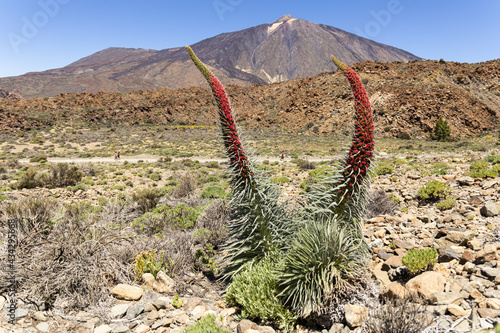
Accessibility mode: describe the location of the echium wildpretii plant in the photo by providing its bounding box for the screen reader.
[186,46,296,276]
[186,46,374,320]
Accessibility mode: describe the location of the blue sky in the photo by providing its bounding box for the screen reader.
[0,0,499,78]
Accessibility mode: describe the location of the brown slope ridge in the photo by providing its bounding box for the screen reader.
[0,15,420,99]
[0,59,498,138]
[0,89,23,100]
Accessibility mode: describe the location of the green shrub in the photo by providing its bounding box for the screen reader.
[133,204,203,233]
[402,248,437,273]
[271,176,291,185]
[484,155,500,164]
[431,162,449,175]
[431,117,451,142]
[14,167,43,189]
[226,256,296,331]
[374,163,394,176]
[183,314,230,333]
[295,159,316,171]
[131,250,174,280]
[436,196,457,211]
[417,180,451,201]
[30,155,48,163]
[194,244,219,275]
[299,166,335,192]
[396,132,411,140]
[47,163,83,187]
[149,172,161,181]
[132,187,161,213]
[200,185,226,199]
[172,174,196,198]
[469,161,497,178]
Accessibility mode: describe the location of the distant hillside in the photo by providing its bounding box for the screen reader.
[0,59,498,139]
[0,89,23,100]
[0,15,420,98]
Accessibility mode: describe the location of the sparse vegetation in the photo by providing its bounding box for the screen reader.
[417,180,451,201]
[402,248,438,273]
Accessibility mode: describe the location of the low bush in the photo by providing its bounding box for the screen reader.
[29,155,48,163]
[484,155,500,164]
[196,200,230,247]
[47,163,83,187]
[183,314,230,333]
[131,250,174,280]
[226,256,297,332]
[14,167,43,189]
[132,187,161,213]
[271,176,291,185]
[366,190,399,219]
[436,196,457,211]
[296,159,316,171]
[364,296,429,333]
[172,174,196,198]
[374,163,394,176]
[4,197,56,234]
[402,248,437,273]
[417,180,451,201]
[431,162,449,175]
[200,185,226,199]
[133,203,203,234]
[299,166,335,192]
[469,160,497,178]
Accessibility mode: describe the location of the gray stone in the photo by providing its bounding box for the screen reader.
[393,239,415,250]
[432,292,463,305]
[480,202,498,217]
[438,246,461,262]
[126,303,144,319]
[377,250,393,260]
[110,304,129,319]
[481,267,500,279]
[457,176,474,186]
[484,290,500,299]
[109,324,130,333]
[482,179,497,189]
[478,308,500,318]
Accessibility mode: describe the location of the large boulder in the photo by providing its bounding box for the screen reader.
[405,271,446,301]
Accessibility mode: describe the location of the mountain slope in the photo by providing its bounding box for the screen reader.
[0,15,420,98]
[0,59,497,138]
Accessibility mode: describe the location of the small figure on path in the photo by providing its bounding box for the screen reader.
[280,151,284,160]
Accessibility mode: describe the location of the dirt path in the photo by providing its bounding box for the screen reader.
[18,154,338,164]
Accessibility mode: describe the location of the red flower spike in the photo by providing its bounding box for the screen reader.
[331,55,375,202]
[186,46,252,181]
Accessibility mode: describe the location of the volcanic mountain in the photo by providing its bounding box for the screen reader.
[0,15,420,98]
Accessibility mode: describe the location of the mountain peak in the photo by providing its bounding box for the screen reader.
[274,14,295,23]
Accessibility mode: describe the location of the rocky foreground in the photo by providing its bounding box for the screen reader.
[1,153,500,333]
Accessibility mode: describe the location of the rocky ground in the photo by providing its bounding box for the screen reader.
[0,136,500,332]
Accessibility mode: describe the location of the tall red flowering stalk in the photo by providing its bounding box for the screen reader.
[186,46,293,277]
[331,56,374,208]
[186,46,253,185]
